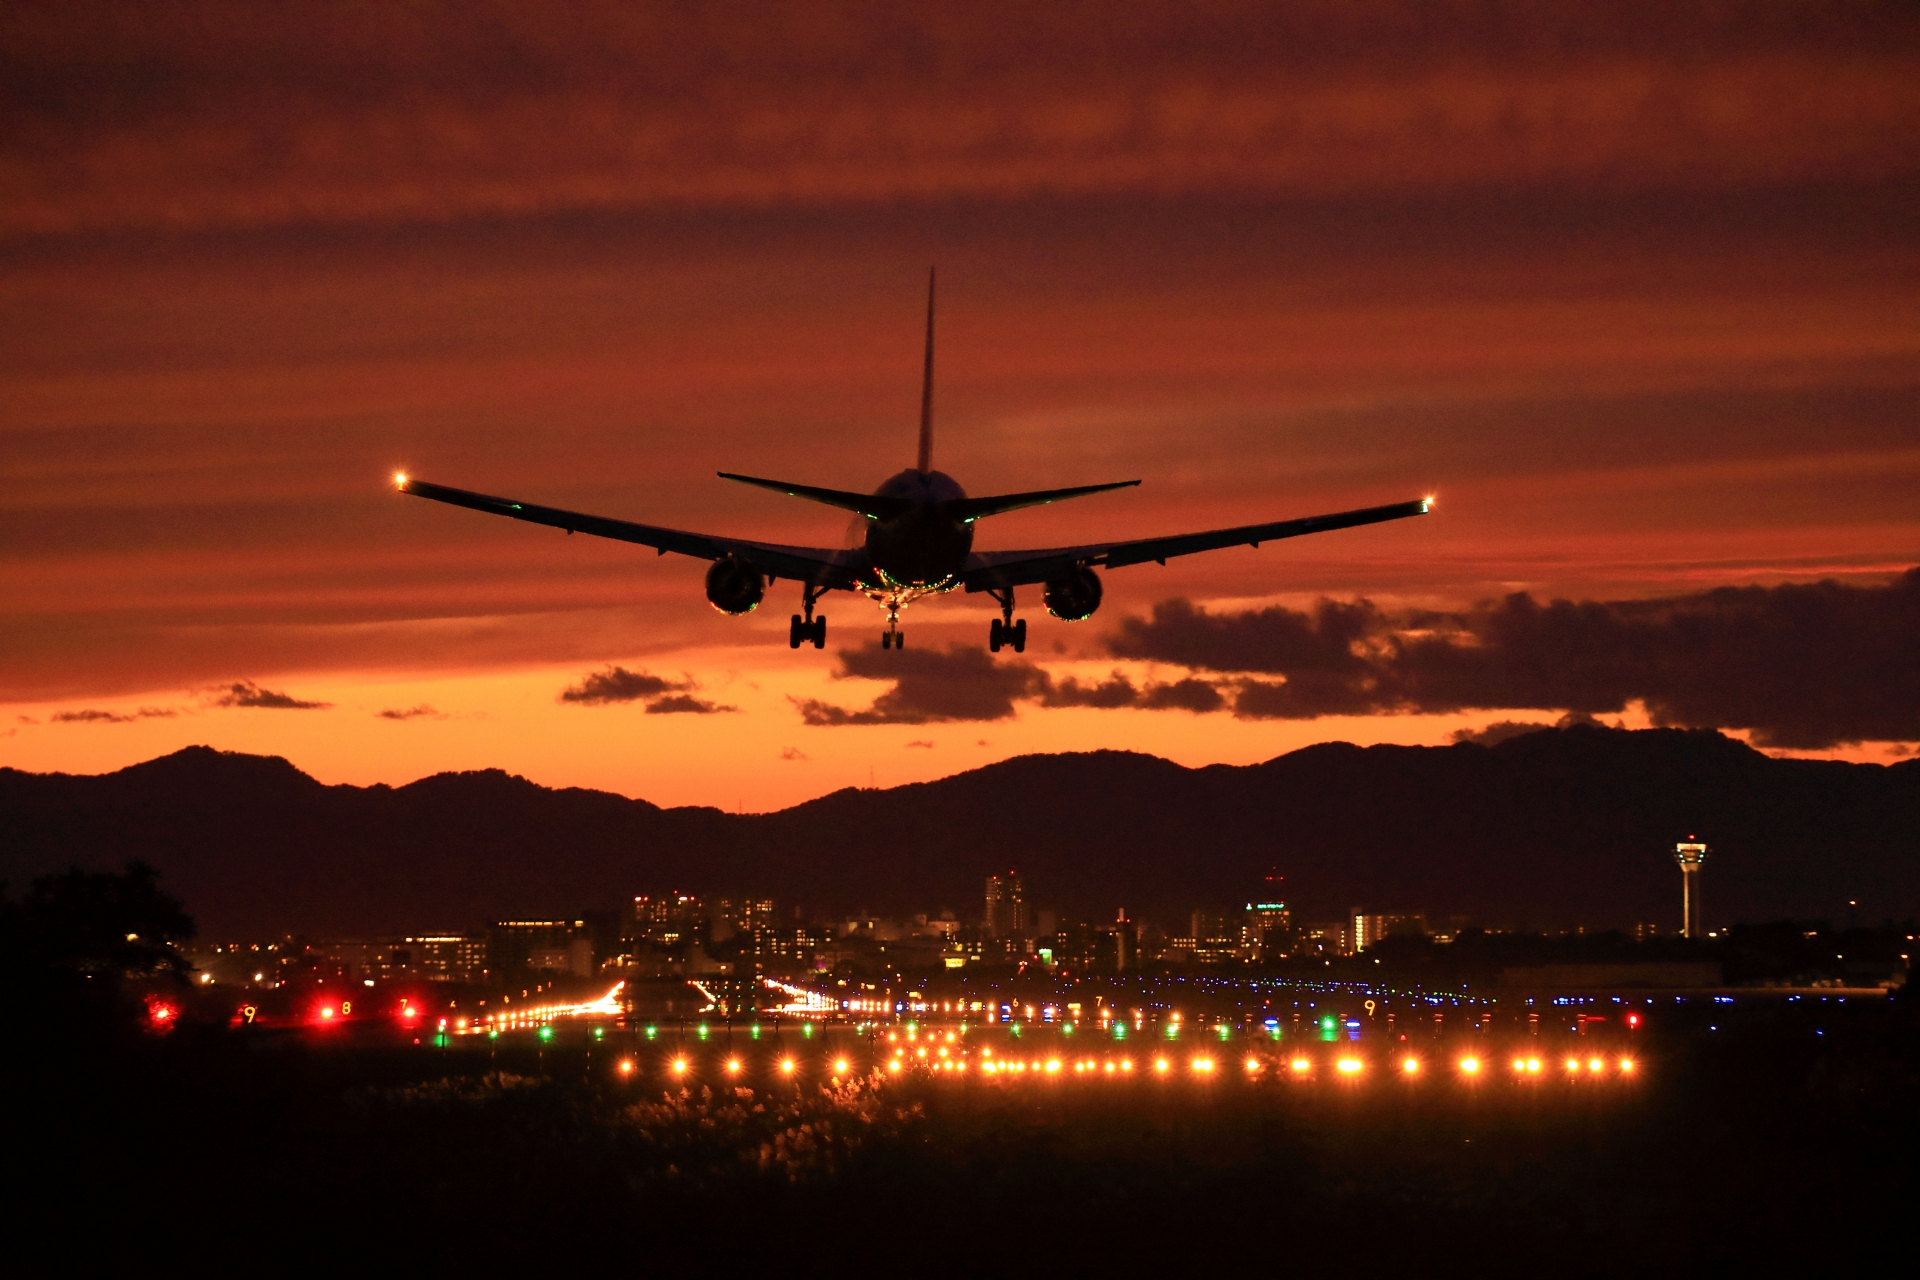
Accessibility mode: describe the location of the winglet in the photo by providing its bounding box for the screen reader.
[917,266,935,474]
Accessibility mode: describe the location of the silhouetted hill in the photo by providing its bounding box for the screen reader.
[2,731,1914,937]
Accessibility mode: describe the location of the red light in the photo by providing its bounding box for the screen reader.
[319,1007,335,1020]
[1627,1013,1641,1027]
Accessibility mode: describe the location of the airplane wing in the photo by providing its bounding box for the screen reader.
[960,497,1432,592]
[396,477,864,588]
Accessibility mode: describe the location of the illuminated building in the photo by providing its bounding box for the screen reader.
[396,935,488,983]
[1675,839,1708,938]
[309,935,488,984]
[490,920,593,978]
[1244,902,1291,958]
[631,893,703,947]
[1297,920,1352,957]
[749,924,834,968]
[704,897,776,945]
[1352,911,1426,952]
[1189,909,1241,964]
[985,871,1028,938]
[1110,909,1135,973]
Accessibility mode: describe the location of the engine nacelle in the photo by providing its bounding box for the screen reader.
[1043,565,1103,621]
[704,555,766,615]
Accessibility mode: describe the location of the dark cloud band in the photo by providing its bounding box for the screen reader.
[1109,570,1920,749]
[211,681,329,710]
[560,666,732,715]
[794,572,1917,749]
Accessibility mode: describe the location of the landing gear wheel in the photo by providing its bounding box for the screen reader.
[989,618,1004,653]
[1011,618,1027,653]
[790,614,806,649]
[895,630,904,649]
[881,631,892,650]
[810,616,827,649]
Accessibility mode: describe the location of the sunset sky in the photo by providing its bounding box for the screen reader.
[4,1,1916,808]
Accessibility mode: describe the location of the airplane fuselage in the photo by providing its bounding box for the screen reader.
[862,468,973,589]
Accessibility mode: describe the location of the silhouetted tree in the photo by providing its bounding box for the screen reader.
[0,860,195,987]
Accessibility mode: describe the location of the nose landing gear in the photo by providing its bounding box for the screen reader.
[789,584,827,649]
[881,606,903,650]
[986,587,1026,654]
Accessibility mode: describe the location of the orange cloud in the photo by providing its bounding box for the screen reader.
[5,3,1916,235]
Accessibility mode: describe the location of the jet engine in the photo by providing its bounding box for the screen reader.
[1042,565,1103,621]
[704,555,766,615]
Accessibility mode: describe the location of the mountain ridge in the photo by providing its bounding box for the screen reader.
[2,730,1913,938]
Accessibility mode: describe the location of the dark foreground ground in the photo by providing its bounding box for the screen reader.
[11,992,1917,1272]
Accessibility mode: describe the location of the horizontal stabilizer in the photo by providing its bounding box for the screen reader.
[947,480,1140,523]
[718,472,912,522]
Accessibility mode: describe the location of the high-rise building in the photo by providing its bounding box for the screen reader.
[1108,909,1135,973]
[1244,902,1291,955]
[632,893,703,946]
[1352,911,1427,952]
[1190,908,1241,964]
[985,871,1027,937]
[395,935,488,983]
[490,920,592,977]
[703,897,775,944]
[1674,838,1709,938]
[1297,920,1352,956]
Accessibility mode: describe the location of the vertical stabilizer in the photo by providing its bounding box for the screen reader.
[917,267,935,473]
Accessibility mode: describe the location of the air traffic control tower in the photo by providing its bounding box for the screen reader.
[1674,838,1709,938]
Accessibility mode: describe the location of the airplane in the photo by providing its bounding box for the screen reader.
[395,270,1430,653]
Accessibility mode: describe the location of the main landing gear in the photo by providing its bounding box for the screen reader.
[986,587,1026,654]
[789,584,827,650]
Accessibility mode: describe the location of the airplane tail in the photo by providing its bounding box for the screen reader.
[917,266,935,474]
